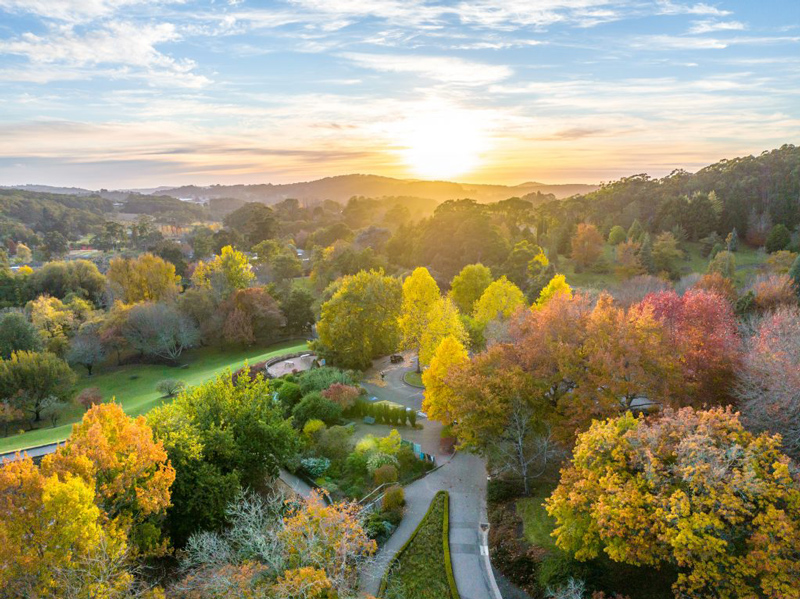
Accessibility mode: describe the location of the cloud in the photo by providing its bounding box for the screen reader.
[656,1,731,17]
[0,0,183,23]
[0,21,209,87]
[631,34,800,51]
[688,20,745,34]
[341,52,512,85]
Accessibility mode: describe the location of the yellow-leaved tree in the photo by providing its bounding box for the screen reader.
[533,274,572,309]
[418,297,468,367]
[398,267,441,367]
[422,335,469,425]
[546,407,800,599]
[473,276,525,326]
[0,455,131,598]
[107,253,181,304]
[43,402,175,555]
[191,245,255,297]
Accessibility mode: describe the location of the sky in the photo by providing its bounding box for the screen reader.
[0,0,798,188]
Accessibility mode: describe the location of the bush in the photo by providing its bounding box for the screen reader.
[292,392,342,427]
[156,379,186,397]
[766,224,791,253]
[303,418,326,437]
[374,464,399,486]
[277,381,303,413]
[321,383,361,410]
[298,367,354,394]
[488,478,524,504]
[367,452,399,475]
[752,274,797,312]
[316,425,353,462]
[538,551,592,591]
[76,387,103,410]
[382,485,405,511]
[300,456,330,478]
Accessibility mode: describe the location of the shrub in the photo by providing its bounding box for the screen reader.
[538,551,592,592]
[303,418,326,437]
[300,457,330,478]
[373,464,399,486]
[76,387,103,410]
[316,425,353,462]
[752,274,797,312]
[298,367,354,394]
[766,224,791,253]
[487,478,524,504]
[382,485,405,511]
[156,379,186,397]
[321,383,360,410]
[277,381,303,413]
[694,272,736,304]
[408,409,417,427]
[292,392,342,427]
[367,452,399,475]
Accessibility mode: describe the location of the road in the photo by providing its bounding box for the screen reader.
[359,354,500,599]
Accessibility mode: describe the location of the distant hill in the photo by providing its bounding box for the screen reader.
[159,175,598,205]
[0,184,95,196]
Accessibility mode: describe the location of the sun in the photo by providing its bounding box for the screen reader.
[397,110,488,180]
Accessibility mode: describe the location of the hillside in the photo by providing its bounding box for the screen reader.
[160,174,598,205]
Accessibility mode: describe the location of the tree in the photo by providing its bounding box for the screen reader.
[0,456,131,598]
[217,287,285,346]
[639,232,655,274]
[502,241,538,289]
[571,224,604,269]
[449,263,493,314]
[67,329,106,376]
[533,274,572,309]
[223,202,278,249]
[315,269,402,370]
[421,335,469,425]
[726,227,739,252]
[42,230,69,259]
[107,253,181,304]
[147,371,298,545]
[13,243,32,264]
[0,350,76,422]
[27,260,106,305]
[123,302,199,362]
[28,295,78,356]
[546,407,800,599]
[282,288,315,335]
[292,393,342,428]
[397,267,441,365]
[791,254,800,298]
[738,307,800,460]
[639,289,740,405]
[767,250,798,274]
[627,219,644,242]
[708,249,736,279]
[156,379,186,397]
[0,401,23,436]
[614,240,644,279]
[607,225,626,245]
[418,296,468,367]
[42,402,176,555]
[765,223,791,253]
[0,312,42,358]
[651,231,683,279]
[526,246,556,300]
[473,276,526,326]
[192,245,255,297]
[752,273,797,312]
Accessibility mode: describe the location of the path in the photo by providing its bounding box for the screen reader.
[359,354,500,599]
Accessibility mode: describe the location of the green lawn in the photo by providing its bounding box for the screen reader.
[516,481,558,551]
[381,491,457,599]
[402,371,424,388]
[0,340,308,453]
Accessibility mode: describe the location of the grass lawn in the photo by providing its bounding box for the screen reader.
[0,339,308,454]
[516,481,558,551]
[381,491,456,599]
[402,371,424,388]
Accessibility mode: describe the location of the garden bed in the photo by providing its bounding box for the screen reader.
[380,490,459,599]
[403,370,424,388]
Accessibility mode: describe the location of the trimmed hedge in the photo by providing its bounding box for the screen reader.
[379,490,460,599]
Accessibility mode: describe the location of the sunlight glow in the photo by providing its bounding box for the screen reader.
[397,110,488,180]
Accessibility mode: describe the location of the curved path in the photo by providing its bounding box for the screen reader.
[359,354,501,599]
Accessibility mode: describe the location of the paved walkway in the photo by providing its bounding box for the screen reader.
[359,354,499,599]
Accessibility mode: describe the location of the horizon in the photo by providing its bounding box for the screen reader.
[1,0,799,188]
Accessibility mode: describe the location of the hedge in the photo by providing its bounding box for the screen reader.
[378,490,460,599]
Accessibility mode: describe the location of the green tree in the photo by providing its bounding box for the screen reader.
[281,288,315,335]
[627,219,644,242]
[449,263,493,314]
[501,241,538,289]
[765,224,791,253]
[315,269,402,370]
[0,312,42,359]
[639,232,655,274]
[473,276,526,326]
[652,231,683,279]
[608,225,627,245]
[192,245,255,297]
[708,250,736,279]
[148,371,298,545]
[0,351,76,422]
[223,202,278,249]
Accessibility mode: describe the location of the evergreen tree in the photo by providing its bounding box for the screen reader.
[639,232,655,274]
[627,219,644,242]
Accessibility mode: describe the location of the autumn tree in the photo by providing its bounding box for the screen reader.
[418,296,468,367]
[473,276,525,326]
[315,269,402,370]
[547,408,800,599]
[397,267,440,366]
[192,245,255,297]
[422,335,469,425]
[571,223,604,269]
[708,249,736,279]
[67,328,106,375]
[738,306,800,460]
[751,273,797,312]
[123,302,199,362]
[217,286,286,346]
[43,402,175,555]
[614,240,644,279]
[694,271,737,304]
[0,311,42,359]
[0,350,76,422]
[107,253,181,304]
[533,274,572,309]
[639,289,740,404]
[27,295,82,356]
[449,263,493,314]
[0,456,131,598]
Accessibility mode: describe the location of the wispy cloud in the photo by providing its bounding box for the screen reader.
[688,19,745,34]
[656,1,731,17]
[0,0,184,23]
[341,52,512,85]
